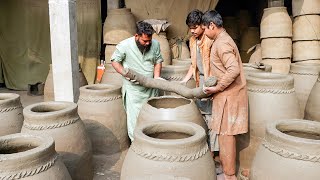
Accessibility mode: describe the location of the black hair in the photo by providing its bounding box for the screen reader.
[186,9,204,27]
[201,10,223,28]
[136,21,154,36]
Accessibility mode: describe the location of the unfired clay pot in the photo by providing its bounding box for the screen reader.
[172,58,192,66]
[21,101,93,180]
[290,63,320,116]
[240,27,260,63]
[261,58,291,74]
[171,40,190,59]
[101,63,123,86]
[0,133,72,180]
[78,84,129,155]
[251,119,320,179]
[153,32,172,66]
[293,15,320,41]
[121,121,216,180]
[103,8,136,45]
[242,63,272,77]
[238,72,301,170]
[137,96,207,131]
[260,7,292,38]
[261,38,292,59]
[0,93,23,136]
[104,44,117,63]
[292,0,320,17]
[305,74,320,121]
[293,41,320,61]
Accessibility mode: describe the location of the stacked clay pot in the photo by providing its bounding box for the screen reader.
[103,8,136,63]
[0,93,23,136]
[289,63,320,116]
[242,63,272,77]
[292,0,320,63]
[21,101,93,180]
[0,133,72,180]
[240,27,260,63]
[44,64,87,101]
[305,74,320,121]
[260,7,292,74]
[251,119,320,179]
[101,63,123,86]
[238,72,301,171]
[137,96,207,131]
[153,32,172,65]
[171,39,191,59]
[121,121,216,180]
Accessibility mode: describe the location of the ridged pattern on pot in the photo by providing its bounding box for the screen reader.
[260,7,292,38]
[137,96,207,130]
[292,0,320,17]
[238,73,301,170]
[103,8,136,45]
[44,65,88,101]
[290,63,320,117]
[223,17,240,41]
[153,32,171,65]
[104,44,117,63]
[0,134,72,180]
[0,93,23,136]
[21,102,93,180]
[101,63,123,86]
[261,38,292,59]
[305,75,320,121]
[121,121,216,180]
[78,84,129,156]
[261,58,291,74]
[172,58,192,66]
[293,41,320,61]
[251,119,320,179]
[293,15,320,41]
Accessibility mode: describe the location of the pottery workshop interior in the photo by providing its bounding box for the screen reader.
[0,0,319,179]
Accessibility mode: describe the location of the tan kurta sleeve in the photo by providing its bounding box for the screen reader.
[216,42,240,91]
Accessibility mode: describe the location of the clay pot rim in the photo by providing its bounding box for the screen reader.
[0,133,55,163]
[146,96,192,109]
[263,6,288,12]
[80,84,121,93]
[0,93,20,104]
[23,101,77,118]
[247,72,293,85]
[134,121,206,146]
[266,119,320,153]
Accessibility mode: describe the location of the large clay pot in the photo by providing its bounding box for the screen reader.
[261,38,292,59]
[103,8,136,45]
[21,102,93,180]
[101,63,123,86]
[0,93,23,136]
[293,41,320,61]
[240,27,260,63]
[137,96,207,131]
[292,0,320,17]
[293,15,320,41]
[261,58,291,74]
[107,0,119,9]
[289,63,320,116]
[104,44,117,63]
[0,133,72,180]
[305,74,320,121]
[238,72,301,170]
[78,84,129,155]
[260,7,292,38]
[153,32,171,65]
[44,64,88,101]
[121,121,216,180]
[172,58,192,66]
[251,119,320,179]
[171,40,191,59]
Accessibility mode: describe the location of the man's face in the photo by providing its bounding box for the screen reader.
[202,22,217,40]
[135,33,152,53]
[189,25,204,38]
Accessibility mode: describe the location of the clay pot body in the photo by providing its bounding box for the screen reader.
[240,27,260,63]
[107,0,119,9]
[0,93,23,136]
[153,32,172,65]
[238,72,301,170]
[101,63,123,86]
[171,40,191,59]
[293,41,320,61]
[78,84,129,155]
[305,75,320,121]
[251,119,320,179]
[289,63,320,116]
[260,7,292,38]
[104,44,117,63]
[121,121,216,180]
[261,38,292,59]
[44,64,88,101]
[248,44,262,64]
[21,102,93,180]
[137,96,207,131]
[0,133,72,180]
[261,58,291,74]
[103,8,136,45]
[292,0,320,17]
[293,15,320,41]
[172,58,192,66]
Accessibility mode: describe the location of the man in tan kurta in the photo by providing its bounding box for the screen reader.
[202,10,248,180]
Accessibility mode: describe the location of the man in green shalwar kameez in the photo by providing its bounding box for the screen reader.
[111,21,163,141]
